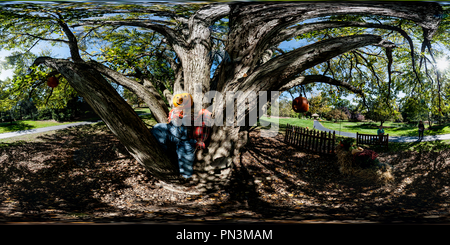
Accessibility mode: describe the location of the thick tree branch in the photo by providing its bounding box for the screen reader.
[82,8,190,24]
[72,20,186,48]
[56,14,83,62]
[11,32,69,44]
[279,75,364,96]
[191,3,231,24]
[239,34,387,93]
[261,21,421,83]
[227,2,441,65]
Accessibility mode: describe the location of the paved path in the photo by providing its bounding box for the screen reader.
[0,121,99,140]
[313,120,450,143]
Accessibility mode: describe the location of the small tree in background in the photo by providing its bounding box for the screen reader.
[350,110,365,122]
[326,108,349,122]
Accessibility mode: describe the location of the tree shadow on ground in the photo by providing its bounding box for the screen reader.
[374,139,450,153]
[2,124,450,223]
[212,132,450,223]
[0,124,137,221]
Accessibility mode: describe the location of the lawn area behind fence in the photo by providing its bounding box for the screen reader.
[320,120,450,137]
[257,117,314,134]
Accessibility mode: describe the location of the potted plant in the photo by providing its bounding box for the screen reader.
[340,138,355,151]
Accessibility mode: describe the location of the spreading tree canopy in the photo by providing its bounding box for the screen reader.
[0,2,446,190]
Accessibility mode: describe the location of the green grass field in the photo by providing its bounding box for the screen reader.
[3,113,450,153]
[4,108,449,139]
[0,120,80,134]
[258,117,314,133]
[0,108,153,134]
[258,117,450,138]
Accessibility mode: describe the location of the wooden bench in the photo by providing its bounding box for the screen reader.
[356,132,389,149]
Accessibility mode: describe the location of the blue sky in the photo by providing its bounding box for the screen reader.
[0,33,391,105]
[0,49,18,81]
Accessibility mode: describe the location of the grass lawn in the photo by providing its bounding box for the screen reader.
[0,120,81,134]
[257,116,314,134]
[3,113,450,154]
[0,107,153,135]
[320,120,450,137]
[134,107,151,115]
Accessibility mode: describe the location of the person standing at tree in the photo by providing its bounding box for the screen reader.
[377,125,385,136]
[418,120,425,140]
[377,125,385,144]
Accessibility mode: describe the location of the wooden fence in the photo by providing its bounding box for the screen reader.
[284,124,336,154]
[356,132,389,148]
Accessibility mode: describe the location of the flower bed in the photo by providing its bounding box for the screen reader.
[336,145,394,184]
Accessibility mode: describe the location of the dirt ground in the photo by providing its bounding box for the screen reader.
[1,123,450,224]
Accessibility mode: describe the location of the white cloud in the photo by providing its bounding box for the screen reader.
[0,69,14,81]
[436,57,449,72]
[0,49,15,81]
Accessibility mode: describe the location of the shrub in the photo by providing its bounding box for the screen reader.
[51,110,61,122]
[37,108,53,120]
[326,108,348,121]
[350,111,365,122]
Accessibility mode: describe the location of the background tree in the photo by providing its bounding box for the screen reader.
[364,96,399,126]
[308,92,331,119]
[350,111,365,122]
[325,108,349,122]
[277,96,294,118]
[401,97,429,123]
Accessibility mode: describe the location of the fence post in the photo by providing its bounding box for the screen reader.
[327,131,330,154]
[290,124,294,144]
[288,124,292,143]
[318,131,321,153]
[386,134,389,149]
[292,126,298,145]
[319,131,323,153]
[321,131,325,154]
[329,131,333,154]
[312,129,315,151]
[313,130,317,152]
[284,126,339,154]
[300,127,304,148]
[316,130,319,152]
[285,124,288,143]
[308,128,312,151]
[331,131,336,153]
[300,128,306,147]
